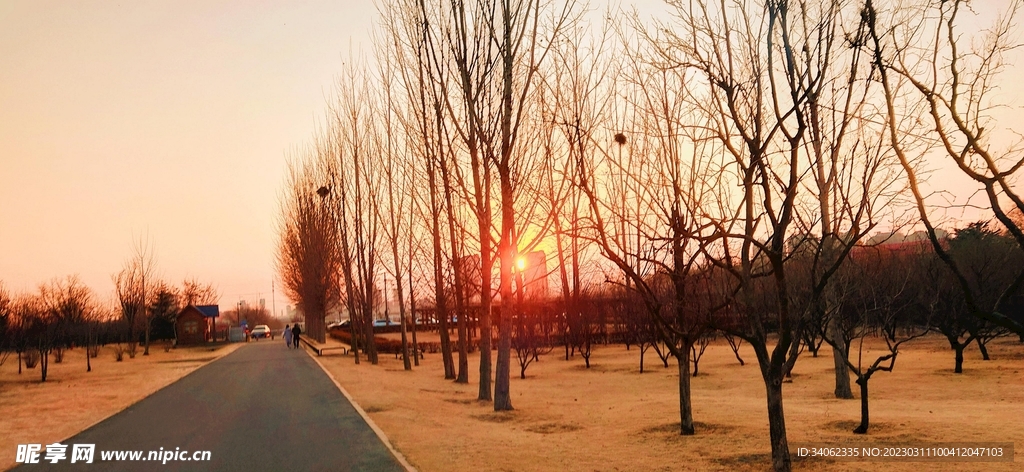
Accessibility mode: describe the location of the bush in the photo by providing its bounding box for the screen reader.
[113,344,126,362]
[329,328,434,354]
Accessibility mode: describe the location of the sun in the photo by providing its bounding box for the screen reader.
[516,257,526,271]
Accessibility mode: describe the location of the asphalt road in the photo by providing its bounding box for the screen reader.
[15,342,408,472]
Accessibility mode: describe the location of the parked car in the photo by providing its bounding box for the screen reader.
[327,320,349,330]
[250,325,271,339]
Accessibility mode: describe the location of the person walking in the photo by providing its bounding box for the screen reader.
[291,324,301,349]
[283,324,292,349]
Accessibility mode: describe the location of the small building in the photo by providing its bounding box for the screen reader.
[176,305,220,345]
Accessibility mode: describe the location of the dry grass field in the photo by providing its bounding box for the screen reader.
[0,341,240,471]
[315,333,1023,472]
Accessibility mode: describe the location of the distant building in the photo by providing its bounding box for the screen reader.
[176,305,219,345]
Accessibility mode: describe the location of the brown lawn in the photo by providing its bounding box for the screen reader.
[313,333,1023,472]
[0,341,240,471]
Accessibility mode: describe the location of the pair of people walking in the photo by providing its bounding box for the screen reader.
[283,324,302,349]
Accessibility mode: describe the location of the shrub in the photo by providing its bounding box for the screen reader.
[329,328,435,355]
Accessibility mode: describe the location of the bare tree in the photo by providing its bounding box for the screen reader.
[372,31,417,370]
[822,245,929,433]
[180,278,218,306]
[324,61,385,362]
[572,40,726,435]
[14,294,51,379]
[0,283,11,367]
[52,277,96,367]
[638,1,903,468]
[113,238,154,358]
[865,0,1024,337]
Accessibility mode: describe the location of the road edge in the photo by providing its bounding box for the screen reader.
[3,342,244,472]
[305,350,418,472]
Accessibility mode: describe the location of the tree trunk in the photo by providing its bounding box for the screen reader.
[478,266,493,400]
[408,257,420,367]
[439,313,455,378]
[677,350,695,435]
[144,319,150,356]
[830,323,853,398]
[400,310,411,371]
[350,317,360,365]
[456,311,469,382]
[40,348,49,383]
[494,298,514,410]
[726,336,745,366]
[976,338,990,360]
[782,336,800,378]
[411,306,420,365]
[765,370,791,472]
[364,306,379,365]
[853,376,870,434]
[954,344,964,373]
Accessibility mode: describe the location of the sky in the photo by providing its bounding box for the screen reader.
[0,1,379,312]
[0,0,672,314]
[0,1,1016,314]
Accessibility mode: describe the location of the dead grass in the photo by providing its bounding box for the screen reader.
[0,342,240,471]
[316,333,1023,471]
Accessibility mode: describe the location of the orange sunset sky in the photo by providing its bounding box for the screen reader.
[0,1,1015,313]
[1,1,379,311]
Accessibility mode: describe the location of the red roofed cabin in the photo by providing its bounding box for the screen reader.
[176,305,220,345]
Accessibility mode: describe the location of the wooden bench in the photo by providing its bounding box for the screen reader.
[298,335,349,356]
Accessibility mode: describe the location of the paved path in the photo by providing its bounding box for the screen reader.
[17,342,407,472]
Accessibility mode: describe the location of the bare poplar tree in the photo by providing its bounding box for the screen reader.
[277,155,341,344]
[372,31,416,370]
[324,61,385,362]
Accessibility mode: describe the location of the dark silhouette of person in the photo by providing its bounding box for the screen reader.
[292,324,301,348]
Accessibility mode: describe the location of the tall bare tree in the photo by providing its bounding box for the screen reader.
[277,155,341,344]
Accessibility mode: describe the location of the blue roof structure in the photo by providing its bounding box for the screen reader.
[196,305,220,318]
